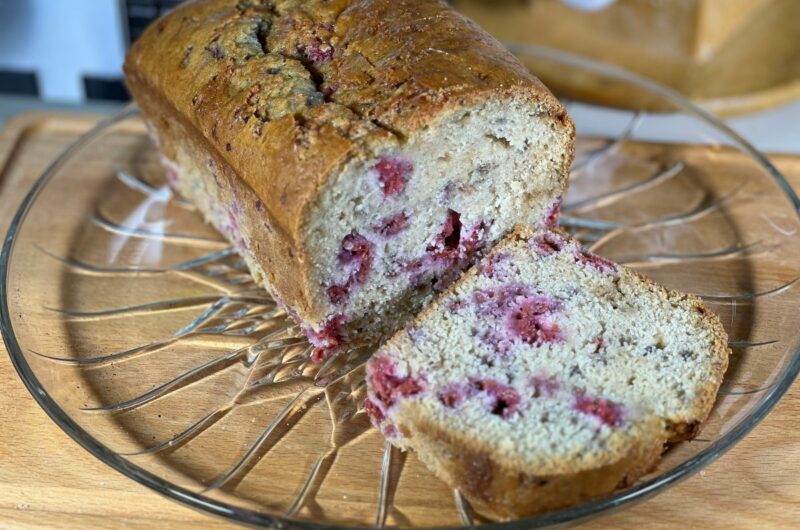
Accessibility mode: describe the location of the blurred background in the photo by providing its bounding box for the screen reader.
[0,0,797,150]
[0,0,181,101]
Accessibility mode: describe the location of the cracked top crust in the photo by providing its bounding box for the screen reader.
[124,0,567,239]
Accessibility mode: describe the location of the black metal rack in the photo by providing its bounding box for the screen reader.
[121,0,185,46]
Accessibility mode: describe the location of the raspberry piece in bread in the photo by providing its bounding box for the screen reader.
[365,226,729,519]
[124,0,574,362]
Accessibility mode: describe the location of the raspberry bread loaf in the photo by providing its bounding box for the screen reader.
[365,226,729,519]
[124,0,574,361]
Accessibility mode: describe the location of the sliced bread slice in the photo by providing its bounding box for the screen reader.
[365,226,729,519]
[125,0,574,362]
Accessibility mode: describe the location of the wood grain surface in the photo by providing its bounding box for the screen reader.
[0,113,798,529]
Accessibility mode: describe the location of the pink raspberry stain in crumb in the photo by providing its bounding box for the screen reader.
[531,375,561,398]
[439,383,470,408]
[472,284,533,318]
[574,392,625,427]
[254,199,265,213]
[327,232,375,304]
[577,249,617,274]
[374,156,413,198]
[508,296,563,346]
[304,38,334,63]
[308,314,347,363]
[472,285,563,348]
[339,233,374,282]
[480,252,510,279]
[444,296,467,313]
[368,355,426,410]
[364,397,385,423]
[364,398,401,439]
[529,230,616,273]
[543,196,562,228]
[428,209,462,261]
[477,328,514,355]
[326,284,349,305]
[374,212,409,237]
[472,379,522,419]
[530,231,567,256]
[592,336,606,354]
[405,211,488,289]
[269,294,345,364]
[460,221,488,256]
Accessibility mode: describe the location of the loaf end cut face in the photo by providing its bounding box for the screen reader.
[124,0,575,360]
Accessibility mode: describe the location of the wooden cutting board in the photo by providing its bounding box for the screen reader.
[0,113,798,529]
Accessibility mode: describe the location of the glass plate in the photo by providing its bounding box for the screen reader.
[3,46,800,529]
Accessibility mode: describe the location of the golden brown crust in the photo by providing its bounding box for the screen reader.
[330,0,568,133]
[124,0,573,321]
[126,74,317,311]
[395,410,665,520]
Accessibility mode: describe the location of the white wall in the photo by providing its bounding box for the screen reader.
[0,0,126,102]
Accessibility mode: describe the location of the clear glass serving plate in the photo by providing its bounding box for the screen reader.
[3,46,800,529]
